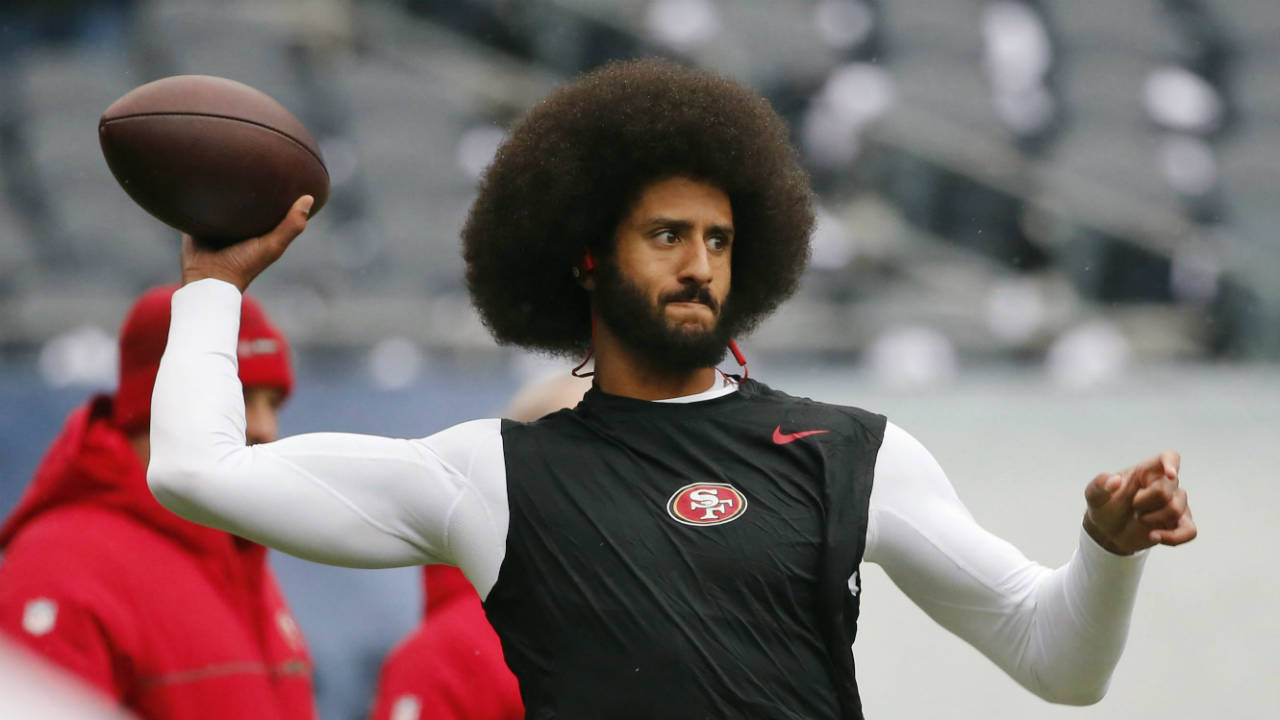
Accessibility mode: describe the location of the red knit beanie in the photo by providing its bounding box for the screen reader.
[111,284,294,435]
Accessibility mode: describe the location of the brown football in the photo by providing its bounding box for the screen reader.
[99,75,329,248]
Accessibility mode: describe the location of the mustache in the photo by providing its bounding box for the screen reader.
[660,283,718,313]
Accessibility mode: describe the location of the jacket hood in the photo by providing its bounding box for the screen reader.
[0,396,262,567]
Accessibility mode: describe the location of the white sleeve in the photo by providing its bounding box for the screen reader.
[863,422,1147,706]
[147,279,510,596]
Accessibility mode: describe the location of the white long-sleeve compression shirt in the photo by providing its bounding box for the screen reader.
[149,278,1146,705]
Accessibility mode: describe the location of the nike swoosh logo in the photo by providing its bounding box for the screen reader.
[772,426,829,445]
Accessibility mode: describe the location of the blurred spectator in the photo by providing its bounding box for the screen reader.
[369,564,523,720]
[369,372,590,720]
[503,372,593,424]
[0,286,316,719]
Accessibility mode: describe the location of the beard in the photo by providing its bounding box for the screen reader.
[594,260,730,373]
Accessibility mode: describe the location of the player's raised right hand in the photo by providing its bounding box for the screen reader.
[181,195,313,292]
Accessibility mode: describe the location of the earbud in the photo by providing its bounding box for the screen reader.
[573,252,596,279]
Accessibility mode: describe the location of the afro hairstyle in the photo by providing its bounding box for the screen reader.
[462,58,815,357]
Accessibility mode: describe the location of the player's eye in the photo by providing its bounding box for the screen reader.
[707,235,731,251]
[654,229,679,244]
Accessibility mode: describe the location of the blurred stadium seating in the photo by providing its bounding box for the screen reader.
[0,0,1276,362]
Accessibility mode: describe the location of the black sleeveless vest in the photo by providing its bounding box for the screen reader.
[484,379,884,719]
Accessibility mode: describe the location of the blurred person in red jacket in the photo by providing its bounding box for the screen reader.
[0,285,315,719]
[370,373,590,720]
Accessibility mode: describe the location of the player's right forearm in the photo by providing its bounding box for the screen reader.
[147,278,249,529]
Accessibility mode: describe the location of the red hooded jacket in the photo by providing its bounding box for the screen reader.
[369,565,523,720]
[0,397,316,719]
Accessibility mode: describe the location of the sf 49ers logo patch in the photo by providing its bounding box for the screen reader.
[667,483,748,526]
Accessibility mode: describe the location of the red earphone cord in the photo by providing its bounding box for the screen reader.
[727,339,749,380]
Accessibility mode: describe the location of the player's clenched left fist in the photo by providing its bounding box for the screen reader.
[1082,450,1196,556]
